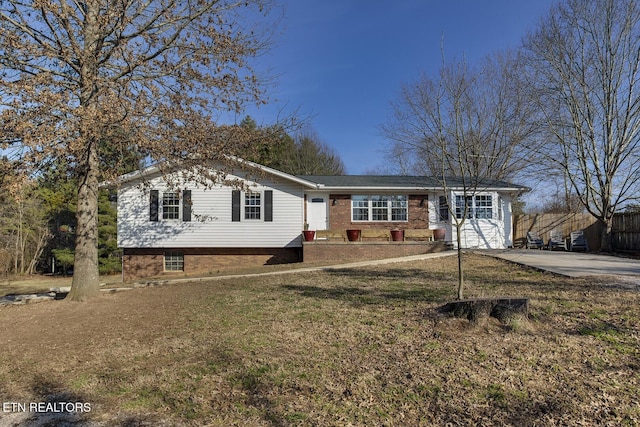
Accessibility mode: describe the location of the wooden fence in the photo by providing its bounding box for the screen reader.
[513,213,600,250]
[513,212,640,252]
[611,213,640,251]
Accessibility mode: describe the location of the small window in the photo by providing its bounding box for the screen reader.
[475,195,493,219]
[352,195,369,221]
[391,196,408,221]
[245,192,261,220]
[438,196,449,221]
[163,192,180,220]
[455,195,473,219]
[164,252,184,271]
[371,196,389,221]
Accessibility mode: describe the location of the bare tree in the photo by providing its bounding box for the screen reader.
[382,54,536,299]
[522,0,640,251]
[0,0,281,300]
[382,51,537,180]
[0,180,52,275]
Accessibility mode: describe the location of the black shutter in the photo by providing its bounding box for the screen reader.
[149,190,159,222]
[232,190,241,222]
[182,190,192,222]
[264,190,273,222]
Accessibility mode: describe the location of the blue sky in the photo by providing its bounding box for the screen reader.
[241,1,557,174]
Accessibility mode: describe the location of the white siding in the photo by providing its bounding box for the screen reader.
[118,169,305,248]
[454,220,503,249]
[449,191,510,250]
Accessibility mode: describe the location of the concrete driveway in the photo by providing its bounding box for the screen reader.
[487,249,640,278]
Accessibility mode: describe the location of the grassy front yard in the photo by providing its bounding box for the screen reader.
[0,254,638,426]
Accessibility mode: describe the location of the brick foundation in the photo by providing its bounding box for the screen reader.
[302,241,449,263]
[123,247,302,282]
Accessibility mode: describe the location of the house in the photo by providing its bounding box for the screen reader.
[116,161,528,281]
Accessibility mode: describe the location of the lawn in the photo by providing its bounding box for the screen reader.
[0,274,124,298]
[0,254,638,426]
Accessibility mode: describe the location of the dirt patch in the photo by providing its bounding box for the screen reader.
[0,254,638,426]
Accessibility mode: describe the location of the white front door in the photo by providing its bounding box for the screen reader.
[307,195,328,231]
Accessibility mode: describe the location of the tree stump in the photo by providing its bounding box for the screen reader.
[440,298,529,324]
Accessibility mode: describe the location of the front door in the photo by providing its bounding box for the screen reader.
[307,195,328,231]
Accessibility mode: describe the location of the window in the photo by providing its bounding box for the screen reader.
[164,252,184,271]
[371,196,388,221]
[455,195,473,219]
[232,190,272,222]
[391,196,408,221]
[475,195,493,219]
[351,195,408,222]
[352,195,369,221]
[245,192,261,220]
[162,191,180,220]
[150,190,191,222]
[438,196,449,221]
[455,194,493,219]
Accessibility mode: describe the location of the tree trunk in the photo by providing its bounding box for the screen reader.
[66,140,100,301]
[600,218,613,252]
[19,211,26,274]
[27,228,50,275]
[66,2,102,301]
[456,223,464,300]
[441,298,529,324]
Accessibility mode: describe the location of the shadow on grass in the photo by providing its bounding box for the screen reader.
[325,267,443,280]
[233,364,290,427]
[0,375,96,426]
[324,266,557,292]
[282,283,453,306]
[16,374,177,426]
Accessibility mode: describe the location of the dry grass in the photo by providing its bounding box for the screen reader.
[0,275,70,297]
[0,254,639,426]
[0,274,124,297]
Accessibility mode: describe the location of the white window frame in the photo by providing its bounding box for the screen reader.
[164,252,184,271]
[390,195,408,221]
[352,195,369,221]
[244,191,262,220]
[351,195,408,222]
[475,194,493,219]
[455,193,493,220]
[162,191,180,220]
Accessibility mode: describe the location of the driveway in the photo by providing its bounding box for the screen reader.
[487,249,640,279]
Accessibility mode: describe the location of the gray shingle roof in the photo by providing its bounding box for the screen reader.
[297,175,529,191]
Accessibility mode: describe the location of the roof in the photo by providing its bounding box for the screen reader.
[297,175,530,192]
[105,157,529,194]
[104,157,319,189]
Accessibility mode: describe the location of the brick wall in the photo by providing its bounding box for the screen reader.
[328,194,429,230]
[122,249,165,282]
[123,247,301,282]
[302,241,449,263]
